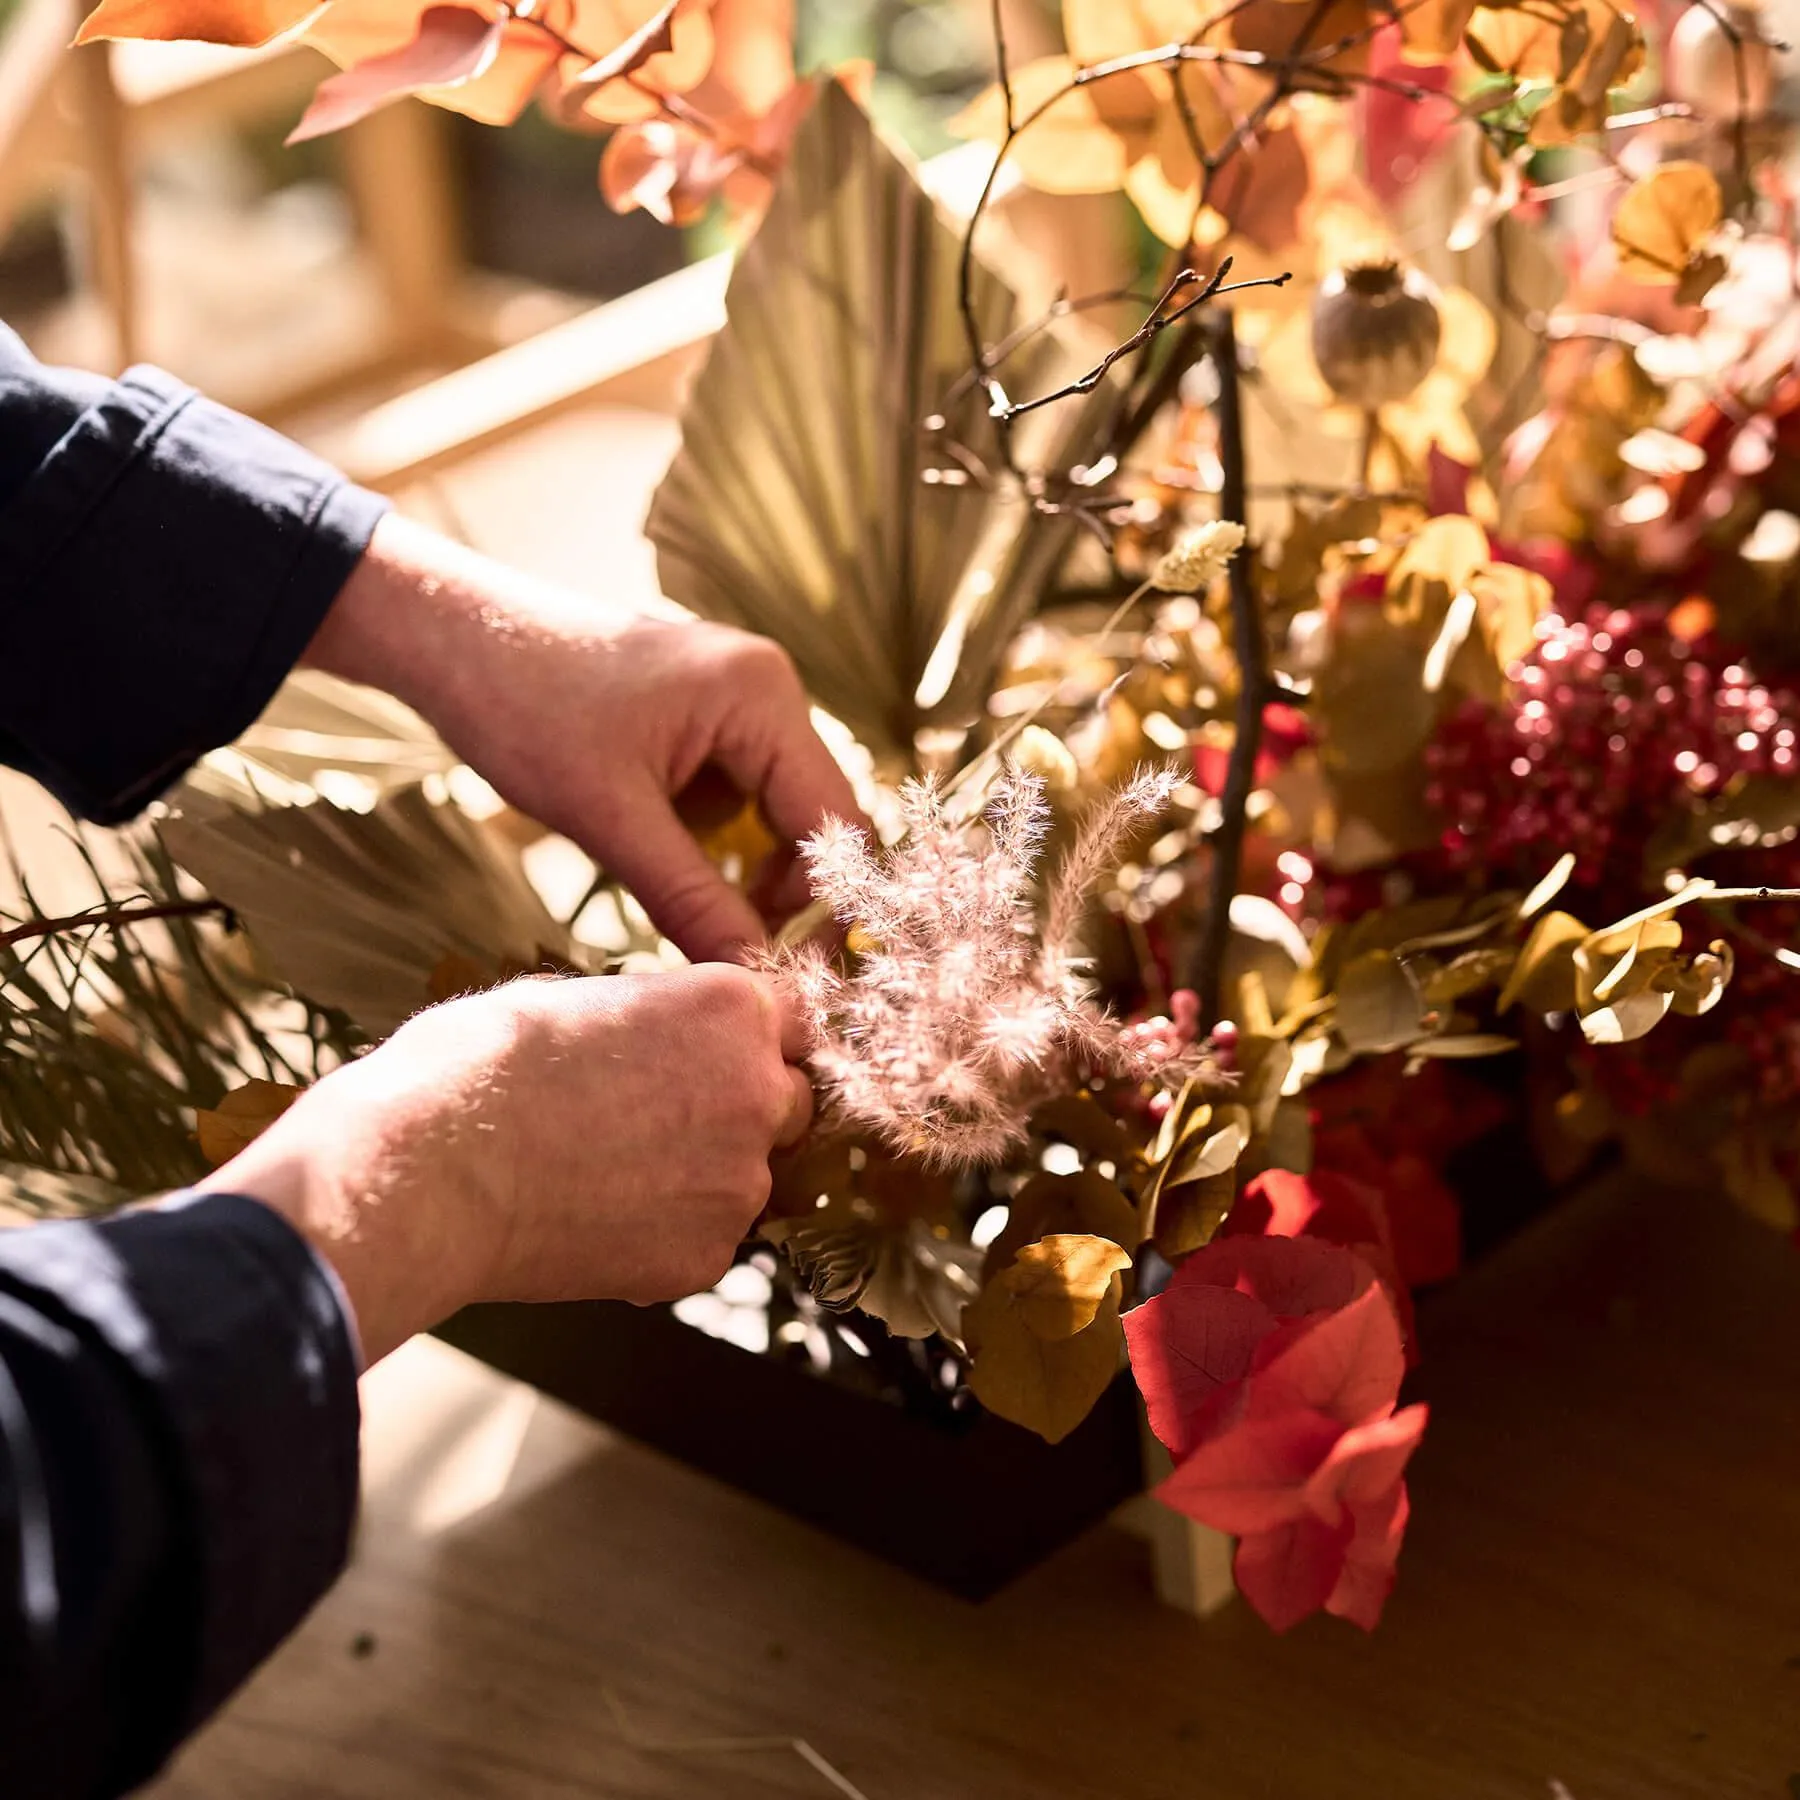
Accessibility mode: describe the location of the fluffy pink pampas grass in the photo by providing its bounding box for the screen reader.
[771,765,1205,1167]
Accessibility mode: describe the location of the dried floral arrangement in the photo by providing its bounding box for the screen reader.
[24,0,1800,1630]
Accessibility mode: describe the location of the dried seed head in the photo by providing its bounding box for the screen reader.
[1310,259,1442,411]
[1151,519,1248,594]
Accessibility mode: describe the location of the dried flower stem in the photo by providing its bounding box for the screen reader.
[1183,311,1267,1030]
[1,897,231,951]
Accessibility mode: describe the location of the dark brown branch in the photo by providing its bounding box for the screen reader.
[1183,313,1269,1031]
[993,260,1292,424]
[1,898,233,953]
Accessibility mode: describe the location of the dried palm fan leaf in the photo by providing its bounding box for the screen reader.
[159,781,577,1039]
[646,79,1120,768]
[196,669,457,800]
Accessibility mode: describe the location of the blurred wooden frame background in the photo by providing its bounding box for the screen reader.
[0,0,486,412]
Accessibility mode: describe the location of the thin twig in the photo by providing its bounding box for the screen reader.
[1,898,232,951]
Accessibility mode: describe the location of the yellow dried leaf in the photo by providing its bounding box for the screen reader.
[1315,609,1438,774]
[1335,950,1429,1053]
[984,1167,1141,1276]
[996,1233,1133,1339]
[1469,561,1551,674]
[1386,515,1491,624]
[964,1271,1124,1443]
[1579,988,1674,1043]
[1142,1097,1251,1259]
[1660,940,1735,1018]
[1498,909,1589,1014]
[195,1080,303,1167]
[1399,0,1478,61]
[1613,162,1722,284]
[952,55,1159,194]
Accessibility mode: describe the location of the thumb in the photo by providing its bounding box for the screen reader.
[596,784,768,964]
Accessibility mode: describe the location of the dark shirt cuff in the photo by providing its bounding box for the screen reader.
[0,336,388,822]
[0,1192,361,1735]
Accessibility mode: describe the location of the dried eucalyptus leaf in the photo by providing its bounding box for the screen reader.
[1660,940,1734,1018]
[1498,909,1588,1014]
[964,1271,1124,1444]
[1335,951,1428,1054]
[985,1168,1141,1277]
[194,1079,303,1168]
[1579,988,1674,1044]
[996,1234,1132,1340]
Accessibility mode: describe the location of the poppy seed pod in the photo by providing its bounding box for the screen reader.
[1310,260,1443,411]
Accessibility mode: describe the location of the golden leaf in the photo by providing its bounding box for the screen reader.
[1613,162,1723,285]
[1399,0,1478,61]
[1659,940,1735,1018]
[985,1167,1141,1276]
[1498,909,1589,1014]
[1421,946,1516,1005]
[1578,988,1673,1044]
[1315,608,1438,774]
[1142,1091,1250,1259]
[1228,0,1373,75]
[1520,853,1578,921]
[76,0,317,46]
[953,55,1161,194]
[964,1269,1125,1443]
[996,1233,1133,1339]
[1335,950,1429,1053]
[195,1080,303,1167]
[1386,514,1491,625]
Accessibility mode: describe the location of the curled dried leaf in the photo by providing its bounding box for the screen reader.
[963,1267,1125,1443]
[195,1079,303,1167]
[996,1233,1133,1340]
[1613,162,1723,285]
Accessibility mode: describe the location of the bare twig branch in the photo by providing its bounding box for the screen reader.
[1,898,232,952]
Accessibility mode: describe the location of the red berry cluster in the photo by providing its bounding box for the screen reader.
[1427,602,1800,912]
[1427,600,1800,1102]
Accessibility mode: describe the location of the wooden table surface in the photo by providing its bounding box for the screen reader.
[144,1165,1800,1800]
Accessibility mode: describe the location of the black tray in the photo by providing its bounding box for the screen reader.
[434,1066,1574,1599]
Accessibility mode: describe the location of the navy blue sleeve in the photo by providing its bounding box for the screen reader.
[0,1193,361,1797]
[0,325,389,824]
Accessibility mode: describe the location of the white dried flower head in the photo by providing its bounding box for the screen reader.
[772,765,1209,1167]
[1151,519,1248,594]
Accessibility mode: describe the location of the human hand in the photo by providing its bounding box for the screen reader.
[195,967,811,1364]
[304,512,863,963]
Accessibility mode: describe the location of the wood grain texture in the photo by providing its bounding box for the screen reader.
[146,1167,1800,1800]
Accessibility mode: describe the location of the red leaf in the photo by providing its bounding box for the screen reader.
[1234,1515,1355,1633]
[1248,1283,1406,1427]
[1156,1405,1345,1535]
[1182,1233,1377,1321]
[1326,1483,1412,1630]
[288,5,503,143]
[1124,1283,1273,1458]
[1306,1404,1429,1513]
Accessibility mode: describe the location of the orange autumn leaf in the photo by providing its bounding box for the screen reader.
[195,1080,304,1167]
[1227,0,1375,78]
[1612,161,1723,284]
[554,0,716,125]
[953,54,1164,195]
[288,5,505,143]
[599,4,829,225]
[76,0,317,45]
